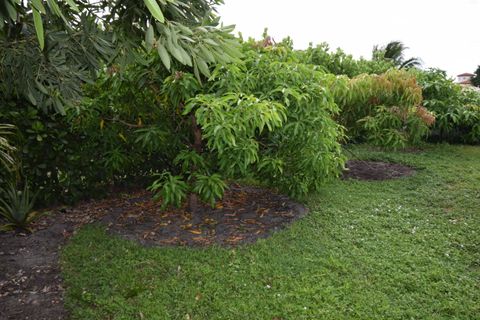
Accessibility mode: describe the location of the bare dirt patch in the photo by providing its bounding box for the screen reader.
[343,160,415,181]
[0,185,307,319]
[99,184,308,247]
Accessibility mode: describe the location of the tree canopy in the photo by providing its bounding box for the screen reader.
[0,0,241,113]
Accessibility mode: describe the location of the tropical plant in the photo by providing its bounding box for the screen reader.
[372,41,422,69]
[149,76,287,210]
[1,0,240,113]
[0,182,38,231]
[0,123,16,170]
[1,0,242,205]
[145,40,348,209]
[302,42,394,77]
[336,69,434,148]
[207,41,348,197]
[415,68,480,143]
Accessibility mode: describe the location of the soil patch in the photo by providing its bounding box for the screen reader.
[99,184,308,247]
[343,160,415,181]
[0,216,78,319]
[0,185,307,319]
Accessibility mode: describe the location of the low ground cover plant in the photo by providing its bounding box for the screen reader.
[61,144,480,319]
[0,182,38,231]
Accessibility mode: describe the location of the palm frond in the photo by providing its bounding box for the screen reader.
[0,124,17,170]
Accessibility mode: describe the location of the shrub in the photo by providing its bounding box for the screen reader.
[146,41,347,207]
[336,69,434,148]
[0,67,175,206]
[206,42,347,197]
[415,69,480,144]
[300,42,394,77]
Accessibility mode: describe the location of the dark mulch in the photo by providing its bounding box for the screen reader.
[100,184,308,247]
[343,160,415,181]
[0,185,307,319]
[0,218,77,320]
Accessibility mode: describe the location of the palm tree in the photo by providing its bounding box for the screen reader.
[0,124,16,170]
[373,41,422,69]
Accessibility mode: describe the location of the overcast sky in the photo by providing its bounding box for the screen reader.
[216,0,479,78]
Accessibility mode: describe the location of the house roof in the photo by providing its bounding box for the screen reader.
[457,73,474,77]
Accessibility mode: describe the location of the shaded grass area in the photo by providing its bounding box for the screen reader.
[62,144,480,319]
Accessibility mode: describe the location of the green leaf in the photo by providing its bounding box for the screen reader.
[157,42,171,70]
[166,39,185,64]
[46,0,66,22]
[177,45,192,66]
[144,0,165,23]
[145,24,155,51]
[34,80,48,94]
[63,0,79,12]
[31,0,46,14]
[203,38,218,46]
[196,57,210,77]
[32,9,44,50]
[4,1,17,20]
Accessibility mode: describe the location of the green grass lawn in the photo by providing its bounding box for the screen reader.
[61,144,480,319]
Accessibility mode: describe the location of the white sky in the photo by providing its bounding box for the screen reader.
[217,0,480,78]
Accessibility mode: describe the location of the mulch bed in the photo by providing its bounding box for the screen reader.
[343,160,415,181]
[0,184,307,319]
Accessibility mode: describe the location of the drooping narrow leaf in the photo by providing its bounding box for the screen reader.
[166,39,185,64]
[5,0,17,20]
[31,0,46,14]
[63,0,79,12]
[144,0,165,23]
[157,42,171,70]
[198,44,215,62]
[177,45,192,66]
[35,80,48,94]
[46,0,67,23]
[145,24,155,51]
[196,57,210,77]
[32,9,45,50]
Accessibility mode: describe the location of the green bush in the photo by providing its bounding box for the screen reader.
[415,69,480,144]
[300,42,394,77]
[145,41,347,206]
[206,42,347,197]
[0,67,176,206]
[336,69,434,148]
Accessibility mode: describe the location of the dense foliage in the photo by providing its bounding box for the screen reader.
[336,69,435,148]
[148,41,347,207]
[207,42,347,197]
[0,123,16,171]
[415,69,480,144]
[0,70,175,205]
[1,1,479,210]
[301,42,393,77]
[0,0,242,207]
